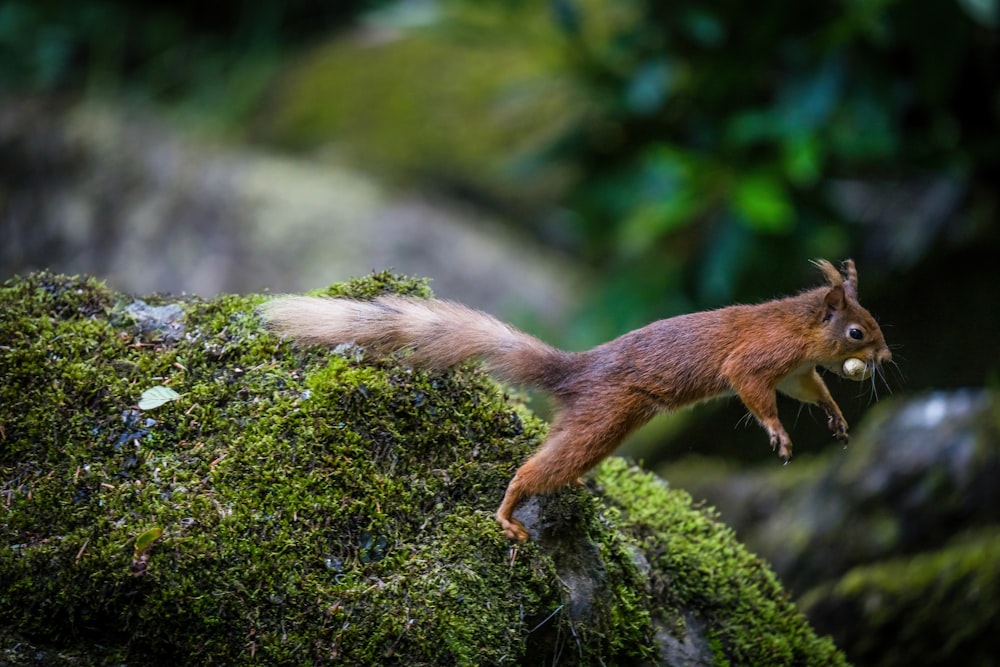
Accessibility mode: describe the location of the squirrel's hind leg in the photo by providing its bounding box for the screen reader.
[495,401,652,541]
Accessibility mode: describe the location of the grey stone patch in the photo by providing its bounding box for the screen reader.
[125,299,186,343]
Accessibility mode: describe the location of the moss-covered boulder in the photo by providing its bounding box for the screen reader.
[661,390,1000,667]
[0,271,846,665]
[799,528,1000,667]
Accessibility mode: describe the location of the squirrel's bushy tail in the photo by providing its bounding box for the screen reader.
[259,295,575,390]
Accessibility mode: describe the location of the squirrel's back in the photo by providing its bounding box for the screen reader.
[259,295,577,390]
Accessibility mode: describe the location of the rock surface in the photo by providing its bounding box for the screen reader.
[0,271,847,666]
[0,98,581,325]
[664,390,1000,667]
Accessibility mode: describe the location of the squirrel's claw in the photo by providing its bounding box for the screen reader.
[499,517,530,542]
[769,431,793,463]
[827,414,849,444]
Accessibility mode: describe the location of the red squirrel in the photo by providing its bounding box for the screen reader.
[261,259,891,541]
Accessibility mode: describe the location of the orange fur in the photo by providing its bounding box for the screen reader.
[261,260,892,541]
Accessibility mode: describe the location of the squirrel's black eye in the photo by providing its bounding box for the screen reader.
[848,327,864,341]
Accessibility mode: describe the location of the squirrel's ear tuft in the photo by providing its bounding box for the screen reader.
[841,259,858,300]
[822,284,846,321]
[811,259,843,289]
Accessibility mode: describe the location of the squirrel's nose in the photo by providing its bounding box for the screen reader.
[877,348,892,365]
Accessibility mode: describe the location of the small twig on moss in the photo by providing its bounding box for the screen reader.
[383,612,414,658]
[528,604,564,634]
[75,539,89,561]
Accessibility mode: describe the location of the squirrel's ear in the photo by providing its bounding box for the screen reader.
[842,259,858,300]
[822,285,846,321]
[811,259,842,287]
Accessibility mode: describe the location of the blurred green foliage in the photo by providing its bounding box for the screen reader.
[0,0,375,123]
[503,0,999,338]
[258,27,575,209]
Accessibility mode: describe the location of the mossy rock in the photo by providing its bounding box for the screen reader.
[254,19,575,210]
[799,528,1000,667]
[0,271,847,665]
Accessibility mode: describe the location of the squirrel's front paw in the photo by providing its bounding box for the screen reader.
[828,415,849,443]
[770,431,793,463]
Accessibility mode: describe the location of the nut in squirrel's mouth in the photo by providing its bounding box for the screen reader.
[841,357,871,381]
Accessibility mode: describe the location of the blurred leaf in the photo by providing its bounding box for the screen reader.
[0,0,369,105]
[619,195,705,255]
[732,173,795,233]
[697,217,752,305]
[831,93,898,159]
[777,56,845,134]
[625,59,675,115]
[957,0,998,27]
[783,134,823,186]
[681,9,725,47]
[617,147,714,253]
[727,109,781,147]
[549,0,581,36]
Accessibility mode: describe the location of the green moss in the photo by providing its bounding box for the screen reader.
[1,271,846,665]
[799,529,1000,667]
[594,458,849,666]
[308,269,433,301]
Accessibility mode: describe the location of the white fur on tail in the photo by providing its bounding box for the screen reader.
[259,295,564,385]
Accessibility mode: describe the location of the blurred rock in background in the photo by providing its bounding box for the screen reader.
[664,389,1000,666]
[0,98,583,326]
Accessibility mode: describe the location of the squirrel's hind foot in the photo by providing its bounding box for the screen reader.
[499,516,530,542]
